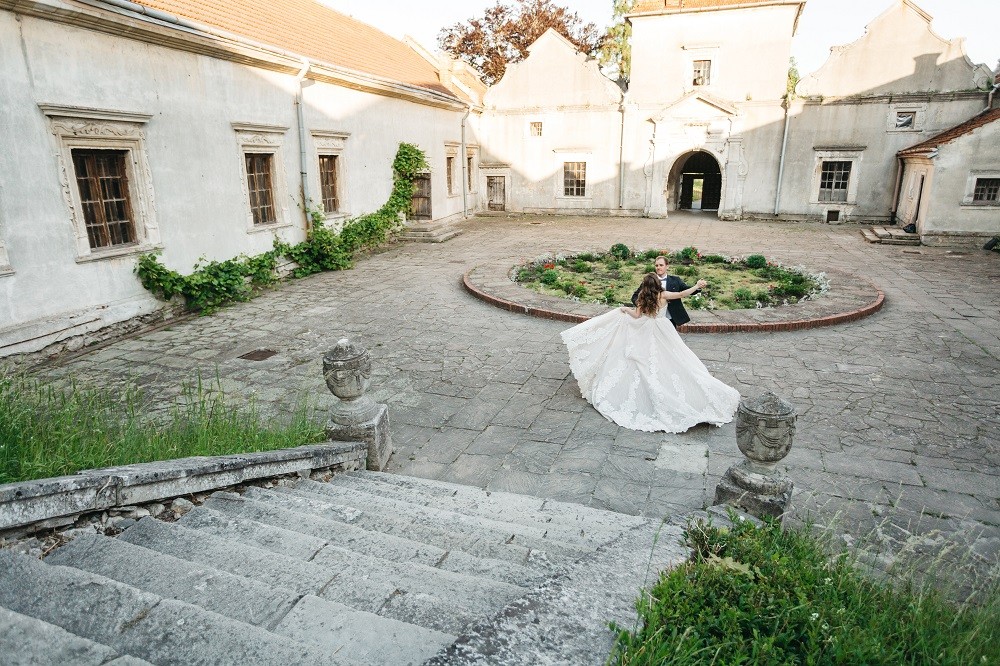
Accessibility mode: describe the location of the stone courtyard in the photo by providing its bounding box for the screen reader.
[35,212,1000,582]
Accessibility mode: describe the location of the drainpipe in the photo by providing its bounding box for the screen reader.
[890,156,904,222]
[294,59,312,229]
[773,99,791,216]
[986,82,1000,111]
[618,102,626,209]
[460,106,471,218]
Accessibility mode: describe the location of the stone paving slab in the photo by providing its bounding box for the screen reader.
[19,212,1000,587]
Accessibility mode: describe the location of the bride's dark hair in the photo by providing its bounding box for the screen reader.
[636,273,662,316]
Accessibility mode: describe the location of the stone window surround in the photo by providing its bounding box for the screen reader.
[810,147,864,207]
[962,170,1000,207]
[311,130,350,221]
[0,239,11,276]
[886,103,927,132]
[682,45,719,90]
[554,149,592,201]
[233,122,293,233]
[40,104,162,263]
[445,143,461,198]
[466,146,479,193]
[528,120,544,137]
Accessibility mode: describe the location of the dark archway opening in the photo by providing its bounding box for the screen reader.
[678,151,722,211]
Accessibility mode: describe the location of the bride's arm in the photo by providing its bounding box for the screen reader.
[618,306,641,319]
[662,279,707,300]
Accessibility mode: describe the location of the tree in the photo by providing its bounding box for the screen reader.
[599,0,633,84]
[437,0,601,86]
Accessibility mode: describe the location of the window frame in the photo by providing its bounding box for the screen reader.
[887,103,926,132]
[692,59,712,87]
[810,148,863,207]
[318,154,340,215]
[233,122,292,233]
[40,104,161,263]
[562,161,587,198]
[682,45,719,92]
[817,160,852,203]
[529,121,543,137]
[71,148,139,249]
[311,130,350,222]
[961,171,1000,207]
[444,143,461,198]
[466,148,478,193]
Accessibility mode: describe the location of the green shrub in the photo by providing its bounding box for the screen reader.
[674,246,699,262]
[603,288,617,304]
[642,249,661,260]
[642,263,655,273]
[611,517,1000,666]
[573,260,592,273]
[541,269,559,285]
[610,243,631,260]
[573,284,587,298]
[733,287,754,302]
[577,252,596,261]
[701,254,727,263]
[606,260,622,271]
[561,282,575,295]
[745,254,768,268]
[673,265,698,277]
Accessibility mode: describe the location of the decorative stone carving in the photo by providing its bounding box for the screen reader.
[323,338,392,471]
[714,391,796,521]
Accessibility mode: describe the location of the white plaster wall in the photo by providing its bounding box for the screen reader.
[773,97,983,221]
[629,4,800,107]
[919,123,1000,238]
[0,12,472,354]
[798,1,990,98]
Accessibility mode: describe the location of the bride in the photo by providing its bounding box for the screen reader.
[561,273,740,433]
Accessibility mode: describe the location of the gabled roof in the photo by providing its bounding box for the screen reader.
[135,0,456,97]
[631,0,798,14]
[650,90,739,122]
[897,107,1000,157]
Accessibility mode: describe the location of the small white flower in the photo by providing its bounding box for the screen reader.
[810,613,819,621]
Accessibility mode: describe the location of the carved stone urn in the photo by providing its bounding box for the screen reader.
[324,338,379,426]
[323,338,392,471]
[714,391,797,521]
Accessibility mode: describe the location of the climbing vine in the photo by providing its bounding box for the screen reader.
[136,143,427,313]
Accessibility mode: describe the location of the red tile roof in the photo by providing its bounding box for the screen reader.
[135,0,456,97]
[632,0,792,13]
[898,107,1000,157]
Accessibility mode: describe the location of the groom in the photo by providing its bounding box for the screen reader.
[631,255,699,328]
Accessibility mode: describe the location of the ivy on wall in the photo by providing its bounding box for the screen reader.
[136,142,428,313]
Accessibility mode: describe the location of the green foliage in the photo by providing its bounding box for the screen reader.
[573,284,587,298]
[0,374,323,484]
[572,260,592,273]
[642,263,655,273]
[673,265,698,278]
[603,287,617,304]
[673,246,699,263]
[609,243,631,260]
[786,56,801,101]
[599,0,634,83]
[136,143,426,313]
[541,269,559,285]
[577,252,596,261]
[606,259,622,271]
[701,253,727,263]
[745,253,768,268]
[733,287,754,303]
[642,249,660,260]
[611,517,1000,665]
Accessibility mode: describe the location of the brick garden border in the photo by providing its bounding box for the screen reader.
[462,265,885,333]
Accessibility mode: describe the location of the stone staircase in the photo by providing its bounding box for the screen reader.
[398,219,463,243]
[861,225,920,245]
[1,471,688,665]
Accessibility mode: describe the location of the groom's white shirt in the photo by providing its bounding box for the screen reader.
[659,275,672,319]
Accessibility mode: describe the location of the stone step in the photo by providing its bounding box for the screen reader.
[0,605,152,666]
[241,485,547,569]
[177,505,528,611]
[0,551,352,665]
[861,228,882,243]
[289,479,600,556]
[868,226,920,245]
[339,471,645,536]
[203,492,540,586]
[117,516,501,634]
[46,534,452,665]
[872,226,892,239]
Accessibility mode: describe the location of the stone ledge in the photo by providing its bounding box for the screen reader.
[0,442,367,534]
[462,261,885,333]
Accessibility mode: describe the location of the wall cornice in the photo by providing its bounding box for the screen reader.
[5,0,466,111]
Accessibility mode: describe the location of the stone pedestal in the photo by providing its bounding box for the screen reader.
[322,338,393,471]
[326,404,392,472]
[713,391,796,522]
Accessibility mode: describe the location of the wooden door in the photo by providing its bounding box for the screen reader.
[409,173,431,220]
[487,176,505,211]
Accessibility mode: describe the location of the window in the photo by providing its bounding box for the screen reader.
[973,178,1000,204]
[895,112,915,129]
[318,154,339,213]
[692,60,712,86]
[244,153,276,225]
[40,104,160,261]
[467,155,474,192]
[563,162,587,197]
[818,161,852,202]
[71,149,137,249]
[530,121,543,137]
[446,156,455,195]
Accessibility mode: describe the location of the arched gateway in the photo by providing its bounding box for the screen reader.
[666,150,723,213]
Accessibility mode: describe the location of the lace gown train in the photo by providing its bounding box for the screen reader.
[561,309,740,433]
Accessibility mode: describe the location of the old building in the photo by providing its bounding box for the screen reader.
[0,0,482,356]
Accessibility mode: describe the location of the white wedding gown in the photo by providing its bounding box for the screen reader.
[561,308,740,433]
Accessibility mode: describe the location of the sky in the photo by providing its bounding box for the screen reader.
[322,0,998,76]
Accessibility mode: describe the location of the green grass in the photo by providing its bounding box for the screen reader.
[516,247,822,310]
[610,517,1000,665]
[0,374,324,484]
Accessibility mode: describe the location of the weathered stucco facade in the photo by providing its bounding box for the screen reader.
[0,0,482,357]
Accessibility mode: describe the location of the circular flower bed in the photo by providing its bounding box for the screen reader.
[513,245,828,310]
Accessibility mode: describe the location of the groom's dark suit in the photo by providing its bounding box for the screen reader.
[631,275,697,328]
